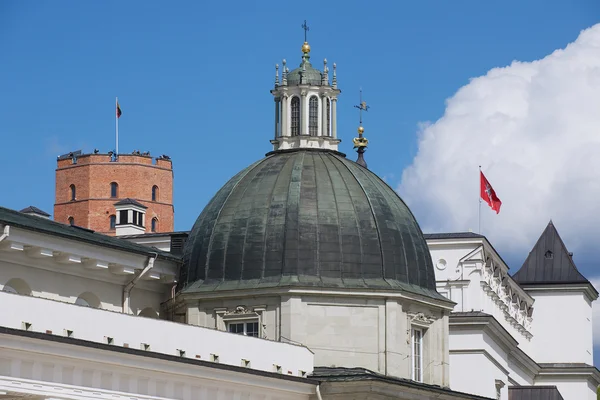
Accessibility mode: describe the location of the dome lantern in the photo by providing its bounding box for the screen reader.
[270,21,341,152]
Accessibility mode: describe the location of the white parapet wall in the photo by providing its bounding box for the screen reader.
[0,290,314,377]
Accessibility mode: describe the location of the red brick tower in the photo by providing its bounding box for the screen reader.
[54,151,174,235]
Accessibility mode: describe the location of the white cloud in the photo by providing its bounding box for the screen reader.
[400,24,600,255]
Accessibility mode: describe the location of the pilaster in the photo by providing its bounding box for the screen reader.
[331,98,338,139]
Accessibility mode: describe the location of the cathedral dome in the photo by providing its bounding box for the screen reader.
[180,149,441,299]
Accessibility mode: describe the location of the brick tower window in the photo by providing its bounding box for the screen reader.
[109,215,116,230]
[152,185,159,201]
[68,217,74,226]
[70,185,76,201]
[110,182,119,198]
[151,218,158,232]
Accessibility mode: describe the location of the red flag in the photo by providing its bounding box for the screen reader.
[116,102,122,118]
[480,171,502,214]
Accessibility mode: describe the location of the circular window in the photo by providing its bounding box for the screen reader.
[436,258,447,270]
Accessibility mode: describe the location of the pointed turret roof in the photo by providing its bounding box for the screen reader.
[512,221,590,285]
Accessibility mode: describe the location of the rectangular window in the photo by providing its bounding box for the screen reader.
[119,210,128,225]
[412,327,423,382]
[227,321,259,337]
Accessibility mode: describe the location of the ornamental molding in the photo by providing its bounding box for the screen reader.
[408,312,437,326]
[224,306,253,316]
[481,257,533,336]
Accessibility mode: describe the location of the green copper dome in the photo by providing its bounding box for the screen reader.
[286,55,323,86]
[180,149,442,300]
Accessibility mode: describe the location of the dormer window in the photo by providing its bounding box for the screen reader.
[291,97,300,136]
[309,96,319,136]
[113,198,147,236]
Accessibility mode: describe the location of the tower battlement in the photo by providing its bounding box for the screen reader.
[54,150,174,235]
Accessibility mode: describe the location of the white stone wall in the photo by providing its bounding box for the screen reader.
[534,378,598,400]
[528,290,594,364]
[0,335,314,400]
[0,290,313,377]
[185,293,450,387]
[0,258,166,316]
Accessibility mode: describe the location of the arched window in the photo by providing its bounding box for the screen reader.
[152,185,159,201]
[75,292,101,308]
[290,96,300,136]
[110,182,118,198]
[109,215,116,230]
[3,278,32,296]
[70,184,76,201]
[68,217,74,226]
[151,217,158,232]
[326,98,331,136]
[309,96,319,136]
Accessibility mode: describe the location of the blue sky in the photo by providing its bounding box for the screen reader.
[1,0,596,232]
[2,0,600,360]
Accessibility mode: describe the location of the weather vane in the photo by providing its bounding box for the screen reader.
[301,20,310,42]
[353,89,370,168]
[353,88,370,125]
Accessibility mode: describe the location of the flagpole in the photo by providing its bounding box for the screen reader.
[115,97,119,156]
[478,165,482,234]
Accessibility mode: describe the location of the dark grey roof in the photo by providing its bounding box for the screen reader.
[310,367,494,399]
[117,231,190,239]
[19,206,50,217]
[114,198,147,208]
[181,149,443,300]
[0,206,180,261]
[512,221,590,286]
[423,232,484,240]
[508,386,564,400]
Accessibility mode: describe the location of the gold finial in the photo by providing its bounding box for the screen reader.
[358,126,364,134]
[302,41,311,53]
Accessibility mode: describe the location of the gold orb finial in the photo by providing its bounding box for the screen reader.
[358,126,364,134]
[302,41,311,54]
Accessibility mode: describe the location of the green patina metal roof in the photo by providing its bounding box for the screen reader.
[180,149,444,300]
[286,54,323,86]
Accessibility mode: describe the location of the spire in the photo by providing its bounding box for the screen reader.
[353,89,370,168]
[513,221,591,286]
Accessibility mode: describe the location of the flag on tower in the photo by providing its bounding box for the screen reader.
[480,171,502,214]
[116,102,122,118]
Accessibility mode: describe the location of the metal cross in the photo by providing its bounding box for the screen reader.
[301,20,310,42]
[354,89,370,124]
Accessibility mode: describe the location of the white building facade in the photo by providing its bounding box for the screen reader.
[427,225,600,400]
